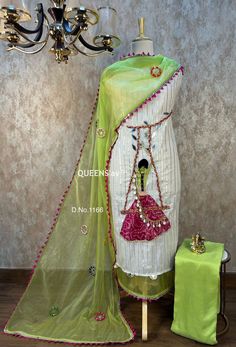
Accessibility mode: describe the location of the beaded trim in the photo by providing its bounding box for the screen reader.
[119,52,155,60]
[121,205,163,214]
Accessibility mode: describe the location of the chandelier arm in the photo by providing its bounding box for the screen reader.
[64,29,83,46]
[11,3,44,35]
[10,13,50,47]
[10,25,44,48]
[6,41,47,54]
[79,34,113,52]
[12,25,47,45]
[72,43,111,57]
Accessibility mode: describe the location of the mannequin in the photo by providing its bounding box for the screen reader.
[131,17,154,55]
[109,18,183,340]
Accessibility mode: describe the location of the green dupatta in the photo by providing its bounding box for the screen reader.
[4,54,182,344]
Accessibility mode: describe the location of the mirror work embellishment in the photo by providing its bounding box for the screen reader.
[96,128,106,138]
[150,66,162,78]
[95,312,106,321]
[81,224,88,235]
[49,305,60,317]
[88,265,96,276]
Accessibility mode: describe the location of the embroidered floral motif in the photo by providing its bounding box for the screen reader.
[150,66,162,78]
[96,128,106,138]
[80,225,88,235]
[95,312,106,321]
[88,265,96,276]
[49,305,60,317]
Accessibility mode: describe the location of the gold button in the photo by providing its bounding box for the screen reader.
[96,128,106,138]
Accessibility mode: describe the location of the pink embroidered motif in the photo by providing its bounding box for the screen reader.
[95,312,106,321]
[120,195,171,241]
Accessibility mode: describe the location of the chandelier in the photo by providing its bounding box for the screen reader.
[0,0,121,63]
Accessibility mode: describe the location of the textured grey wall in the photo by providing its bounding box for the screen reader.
[0,0,235,271]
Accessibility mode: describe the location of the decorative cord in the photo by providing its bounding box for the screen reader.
[121,128,141,214]
[126,111,172,129]
[121,112,172,215]
[147,126,164,209]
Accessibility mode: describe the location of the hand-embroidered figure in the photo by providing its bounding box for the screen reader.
[120,115,171,241]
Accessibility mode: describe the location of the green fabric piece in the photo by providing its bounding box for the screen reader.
[171,239,224,345]
[116,268,174,299]
[4,55,180,344]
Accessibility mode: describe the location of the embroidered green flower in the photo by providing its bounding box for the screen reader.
[49,305,60,317]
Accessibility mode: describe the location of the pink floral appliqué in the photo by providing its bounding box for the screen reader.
[120,194,171,241]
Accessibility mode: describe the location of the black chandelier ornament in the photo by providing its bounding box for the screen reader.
[0,0,121,63]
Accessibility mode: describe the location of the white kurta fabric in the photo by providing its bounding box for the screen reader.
[109,72,182,277]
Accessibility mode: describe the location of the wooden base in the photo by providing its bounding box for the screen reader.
[142,300,148,341]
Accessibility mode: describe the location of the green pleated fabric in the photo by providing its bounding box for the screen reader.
[4,55,180,344]
[171,239,224,345]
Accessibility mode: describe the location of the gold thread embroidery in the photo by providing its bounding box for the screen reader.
[96,128,106,138]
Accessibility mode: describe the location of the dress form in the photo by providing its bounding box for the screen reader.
[131,18,154,55]
[111,20,182,279]
[109,18,183,341]
[116,17,182,341]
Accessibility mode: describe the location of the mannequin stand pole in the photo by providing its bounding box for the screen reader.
[142,300,148,341]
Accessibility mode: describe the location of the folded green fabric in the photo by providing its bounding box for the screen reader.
[171,239,224,345]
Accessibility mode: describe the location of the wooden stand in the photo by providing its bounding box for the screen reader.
[121,290,148,340]
[142,300,148,341]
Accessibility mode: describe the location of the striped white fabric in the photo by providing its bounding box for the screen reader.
[109,72,183,277]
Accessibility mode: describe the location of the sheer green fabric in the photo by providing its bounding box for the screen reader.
[4,55,180,344]
[116,268,174,299]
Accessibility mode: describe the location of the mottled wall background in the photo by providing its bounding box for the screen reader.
[0,0,235,271]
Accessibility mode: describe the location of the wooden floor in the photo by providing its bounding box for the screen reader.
[0,270,235,347]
